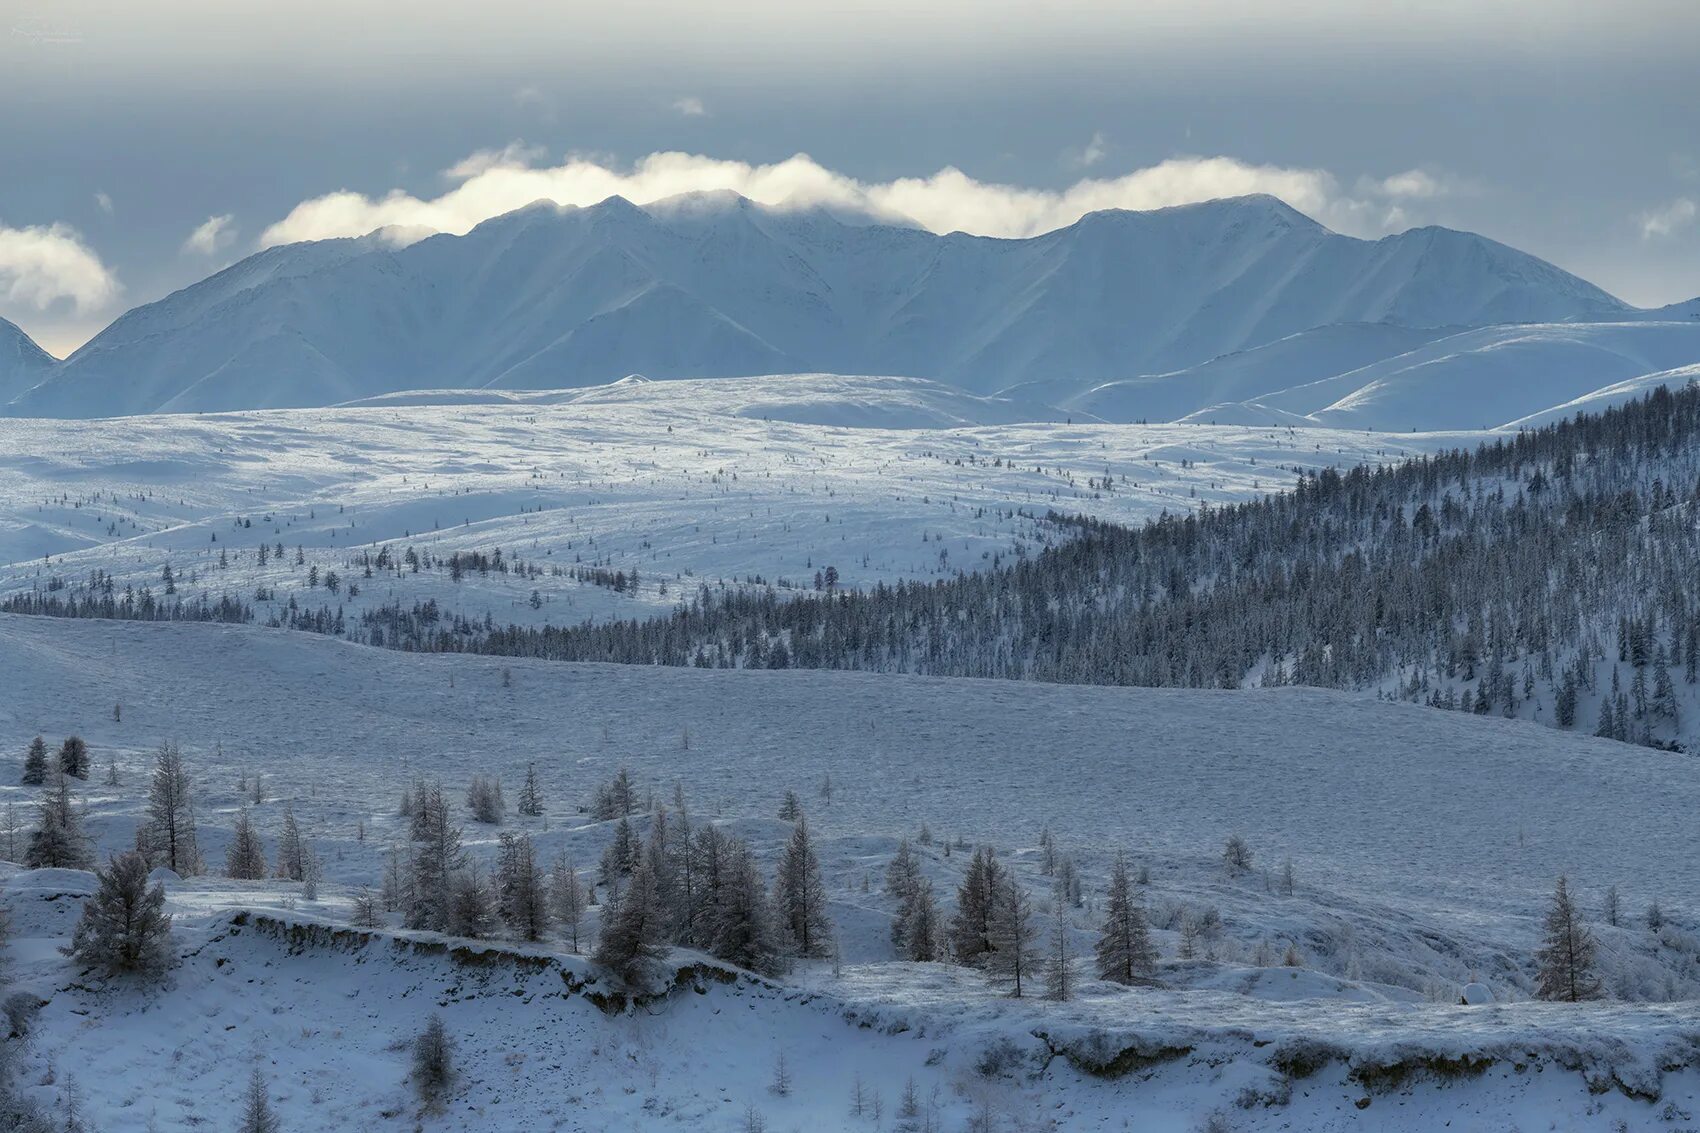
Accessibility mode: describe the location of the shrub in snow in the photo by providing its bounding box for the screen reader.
[412,1014,454,1108]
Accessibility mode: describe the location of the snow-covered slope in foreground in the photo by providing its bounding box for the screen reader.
[5,192,1633,417]
[0,615,1696,1130]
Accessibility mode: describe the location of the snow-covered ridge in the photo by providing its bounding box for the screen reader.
[3,192,1640,419]
[0,316,55,406]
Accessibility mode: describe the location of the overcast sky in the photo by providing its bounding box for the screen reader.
[3,0,1698,356]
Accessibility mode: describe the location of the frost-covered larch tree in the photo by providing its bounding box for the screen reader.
[25,767,92,870]
[496,831,550,941]
[1535,875,1601,1002]
[775,812,831,958]
[988,879,1039,998]
[595,853,666,980]
[140,741,201,875]
[225,808,268,880]
[1095,851,1158,985]
[57,736,90,781]
[237,1065,280,1133]
[550,852,585,953]
[948,846,1005,968]
[517,762,545,817]
[407,783,466,932]
[274,804,307,882]
[67,851,172,976]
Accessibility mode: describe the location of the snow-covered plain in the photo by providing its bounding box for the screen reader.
[0,375,1470,630]
[0,614,1697,1130]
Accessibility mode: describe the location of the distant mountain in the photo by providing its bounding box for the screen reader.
[4,192,1636,418]
[0,317,55,404]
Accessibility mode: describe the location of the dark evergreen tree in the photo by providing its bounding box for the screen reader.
[947,846,1004,968]
[58,736,90,781]
[20,737,48,786]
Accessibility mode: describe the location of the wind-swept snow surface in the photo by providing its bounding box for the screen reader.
[0,376,1467,624]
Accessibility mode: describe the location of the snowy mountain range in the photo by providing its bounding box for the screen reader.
[3,191,1675,421]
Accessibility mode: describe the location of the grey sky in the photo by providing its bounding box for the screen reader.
[3,0,1697,356]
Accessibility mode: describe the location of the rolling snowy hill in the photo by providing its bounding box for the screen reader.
[3,193,1638,419]
[0,614,1695,1130]
[0,375,1465,626]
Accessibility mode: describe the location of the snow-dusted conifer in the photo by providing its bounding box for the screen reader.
[58,736,90,781]
[20,737,48,786]
[25,767,92,870]
[407,784,465,932]
[225,808,268,880]
[987,878,1039,997]
[496,831,550,941]
[775,812,831,958]
[1534,875,1600,1002]
[142,742,201,875]
[899,879,941,962]
[1095,851,1158,985]
[517,763,545,817]
[948,846,1004,968]
[595,853,665,980]
[237,1066,280,1133]
[67,851,172,976]
[709,839,786,976]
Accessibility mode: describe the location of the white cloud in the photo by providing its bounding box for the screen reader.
[1074,131,1108,168]
[0,222,120,312]
[94,192,115,216]
[445,143,548,180]
[182,214,238,256]
[1639,197,1697,240]
[1370,170,1446,200]
[259,149,1430,249]
[672,96,707,118]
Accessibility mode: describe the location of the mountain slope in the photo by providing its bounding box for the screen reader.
[0,316,55,404]
[4,193,1633,418]
[1175,321,1700,431]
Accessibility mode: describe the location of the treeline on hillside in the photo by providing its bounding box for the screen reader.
[358,385,1700,748]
